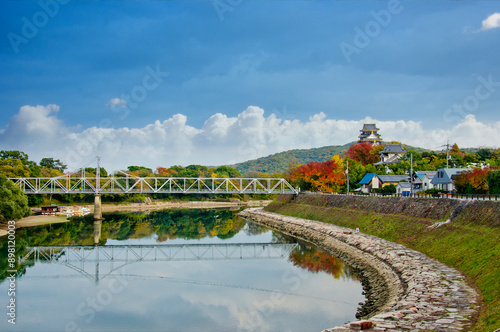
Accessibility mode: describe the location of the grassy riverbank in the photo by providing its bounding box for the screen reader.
[265,194,500,332]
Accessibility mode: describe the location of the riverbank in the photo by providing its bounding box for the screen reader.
[0,200,272,237]
[0,215,70,237]
[262,194,499,331]
[240,207,479,331]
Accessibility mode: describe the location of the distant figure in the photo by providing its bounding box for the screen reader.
[356,224,360,233]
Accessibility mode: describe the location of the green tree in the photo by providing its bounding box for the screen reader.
[214,166,240,178]
[487,170,500,195]
[0,158,31,177]
[0,174,31,221]
[40,157,67,172]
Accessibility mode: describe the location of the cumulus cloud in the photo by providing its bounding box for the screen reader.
[0,104,499,172]
[479,12,500,31]
[106,97,127,108]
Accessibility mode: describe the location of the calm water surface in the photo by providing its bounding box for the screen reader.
[0,209,364,332]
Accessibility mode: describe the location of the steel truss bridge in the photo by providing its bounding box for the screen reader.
[9,156,298,195]
[9,175,297,195]
[20,243,298,281]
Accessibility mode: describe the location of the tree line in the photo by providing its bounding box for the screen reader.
[286,142,500,194]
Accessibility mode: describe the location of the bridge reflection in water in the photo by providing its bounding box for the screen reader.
[20,242,298,282]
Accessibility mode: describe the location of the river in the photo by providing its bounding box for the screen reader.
[0,208,364,332]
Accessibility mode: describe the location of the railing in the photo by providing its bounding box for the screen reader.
[8,176,298,195]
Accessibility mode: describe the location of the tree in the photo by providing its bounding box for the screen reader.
[345,142,382,166]
[0,174,31,222]
[0,150,29,163]
[214,166,240,178]
[40,157,67,172]
[487,169,500,194]
[0,159,31,178]
[450,143,462,155]
[454,168,489,194]
[290,158,345,192]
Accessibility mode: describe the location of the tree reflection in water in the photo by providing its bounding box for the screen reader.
[1,208,358,283]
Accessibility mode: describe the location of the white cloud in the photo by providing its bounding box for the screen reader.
[479,12,500,31]
[106,97,127,108]
[0,104,499,172]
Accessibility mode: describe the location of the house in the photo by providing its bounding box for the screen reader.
[41,206,66,215]
[358,173,381,193]
[374,144,406,166]
[430,168,470,192]
[358,123,383,145]
[414,171,437,192]
[378,175,409,188]
[396,182,412,196]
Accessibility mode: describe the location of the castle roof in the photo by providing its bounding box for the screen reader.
[361,123,379,131]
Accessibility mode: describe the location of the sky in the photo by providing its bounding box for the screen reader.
[1,0,500,171]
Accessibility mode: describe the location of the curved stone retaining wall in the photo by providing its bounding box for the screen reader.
[239,208,479,332]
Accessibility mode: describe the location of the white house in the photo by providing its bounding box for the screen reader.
[430,168,470,192]
[396,182,412,195]
[358,173,381,193]
[414,171,437,192]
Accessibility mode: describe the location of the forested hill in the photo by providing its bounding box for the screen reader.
[228,142,430,175]
[229,143,354,175]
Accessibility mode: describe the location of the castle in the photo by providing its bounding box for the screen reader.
[358,123,382,145]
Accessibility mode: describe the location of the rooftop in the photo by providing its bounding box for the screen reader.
[380,144,406,154]
[361,123,379,131]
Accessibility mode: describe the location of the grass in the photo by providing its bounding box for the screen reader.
[265,200,500,332]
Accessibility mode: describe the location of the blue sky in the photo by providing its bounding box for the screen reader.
[1,1,500,170]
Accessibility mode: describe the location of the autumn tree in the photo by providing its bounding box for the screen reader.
[290,156,345,192]
[345,142,382,166]
[454,168,489,194]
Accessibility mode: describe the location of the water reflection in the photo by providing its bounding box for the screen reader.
[0,209,364,332]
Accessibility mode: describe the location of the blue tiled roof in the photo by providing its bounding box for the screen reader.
[359,173,376,185]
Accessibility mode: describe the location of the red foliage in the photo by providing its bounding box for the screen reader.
[454,168,489,194]
[345,142,381,165]
[290,159,345,192]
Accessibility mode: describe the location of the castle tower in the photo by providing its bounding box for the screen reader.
[358,123,382,145]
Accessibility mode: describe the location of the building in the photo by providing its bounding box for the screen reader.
[358,123,383,145]
[396,182,412,196]
[414,171,437,192]
[374,144,406,166]
[378,175,410,187]
[430,168,470,192]
[358,173,381,193]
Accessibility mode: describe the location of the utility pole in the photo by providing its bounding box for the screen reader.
[442,140,450,168]
[346,159,349,194]
[96,156,101,193]
[410,153,413,196]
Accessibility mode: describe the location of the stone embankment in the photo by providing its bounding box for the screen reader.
[239,208,479,332]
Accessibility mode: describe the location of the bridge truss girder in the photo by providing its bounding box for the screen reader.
[9,176,298,195]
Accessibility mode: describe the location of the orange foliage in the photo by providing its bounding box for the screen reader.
[290,250,349,279]
[156,167,178,177]
[290,159,345,192]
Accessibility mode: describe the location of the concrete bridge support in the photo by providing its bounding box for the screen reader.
[93,219,102,245]
[94,194,103,220]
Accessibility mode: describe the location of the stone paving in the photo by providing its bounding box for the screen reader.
[239,208,479,332]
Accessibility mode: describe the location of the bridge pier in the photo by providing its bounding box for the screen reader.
[93,219,102,245]
[94,194,103,220]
